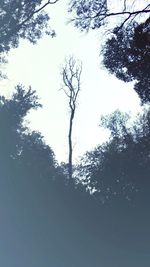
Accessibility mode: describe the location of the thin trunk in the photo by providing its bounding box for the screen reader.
[61,57,82,182]
[68,109,74,180]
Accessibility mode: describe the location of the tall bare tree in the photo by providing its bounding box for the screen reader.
[61,56,82,181]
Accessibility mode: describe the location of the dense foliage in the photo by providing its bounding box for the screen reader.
[69,0,107,30]
[0,0,56,53]
[75,110,150,203]
[102,19,150,103]
[0,84,61,181]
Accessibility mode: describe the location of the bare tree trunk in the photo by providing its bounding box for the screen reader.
[61,56,82,182]
[68,109,75,180]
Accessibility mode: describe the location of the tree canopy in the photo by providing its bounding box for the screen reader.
[68,1,150,103]
[68,0,150,31]
[102,19,150,103]
[75,109,150,204]
[0,84,61,183]
[0,0,58,54]
[0,0,59,79]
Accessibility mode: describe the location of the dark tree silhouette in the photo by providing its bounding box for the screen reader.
[102,20,150,103]
[75,109,150,203]
[61,56,82,181]
[0,84,60,183]
[0,85,40,168]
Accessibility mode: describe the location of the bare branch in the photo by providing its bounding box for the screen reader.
[61,56,82,110]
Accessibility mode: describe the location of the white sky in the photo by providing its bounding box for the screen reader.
[1,1,142,163]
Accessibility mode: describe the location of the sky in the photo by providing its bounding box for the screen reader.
[1,1,142,163]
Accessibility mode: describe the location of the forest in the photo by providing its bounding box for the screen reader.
[0,1,150,266]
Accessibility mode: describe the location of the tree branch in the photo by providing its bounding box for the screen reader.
[18,0,59,29]
[70,2,150,31]
[87,7,150,21]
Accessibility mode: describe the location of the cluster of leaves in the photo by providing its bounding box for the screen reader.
[75,110,150,203]
[69,0,150,103]
[0,0,57,79]
[0,0,56,54]
[68,0,107,31]
[102,19,150,103]
[69,0,150,31]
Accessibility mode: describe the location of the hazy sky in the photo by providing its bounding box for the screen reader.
[2,1,141,162]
